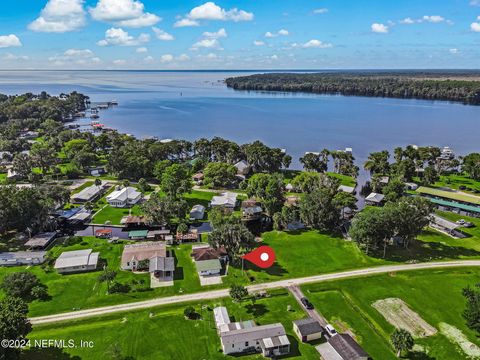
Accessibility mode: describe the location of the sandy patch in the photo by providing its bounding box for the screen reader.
[372,298,437,338]
[199,275,223,286]
[439,322,480,359]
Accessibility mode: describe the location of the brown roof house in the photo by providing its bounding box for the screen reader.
[121,242,174,283]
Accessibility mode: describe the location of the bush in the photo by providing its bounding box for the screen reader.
[30,285,49,301]
[1,272,47,301]
[184,306,197,319]
[109,282,131,294]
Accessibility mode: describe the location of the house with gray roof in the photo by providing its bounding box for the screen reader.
[293,318,323,342]
[0,251,46,266]
[365,192,385,206]
[54,249,99,274]
[24,232,57,250]
[214,307,290,357]
[71,184,107,203]
[316,333,369,360]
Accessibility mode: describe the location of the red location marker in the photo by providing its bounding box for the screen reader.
[242,246,276,269]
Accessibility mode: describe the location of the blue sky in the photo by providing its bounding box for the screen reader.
[0,0,479,69]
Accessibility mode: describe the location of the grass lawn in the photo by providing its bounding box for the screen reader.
[302,267,480,359]
[26,289,319,360]
[0,173,6,184]
[92,204,143,225]
[432,173,480,194]
[417,186,480,206]
[281,169,356,187]
[0,237,204,317]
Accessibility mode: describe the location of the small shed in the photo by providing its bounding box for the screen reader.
[128,230,149,240]
[190,204,206,220]
[195,259,222,276]
[293,318,323,342]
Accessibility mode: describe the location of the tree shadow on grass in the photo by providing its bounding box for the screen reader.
[21,347,82,360]
[244,303,268,317]
[170,249,184,281]
[243,261,289,277]
[407,351,436,360]
[370,238,480,263]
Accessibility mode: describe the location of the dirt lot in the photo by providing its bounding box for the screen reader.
[372,298,437,338]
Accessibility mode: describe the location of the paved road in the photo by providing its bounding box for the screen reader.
[30,260,480,325]
[288,285,328,327]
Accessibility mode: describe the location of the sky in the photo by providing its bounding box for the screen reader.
[0,0,479,70]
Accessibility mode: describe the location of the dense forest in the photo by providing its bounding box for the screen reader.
[225,72,480,105]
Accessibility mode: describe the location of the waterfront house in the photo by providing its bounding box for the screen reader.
[71,184,107,203]
[241,199,263,220]
[439,146,455,160]
[0,251,46,266]
[211,192,238,209]
[338,185,356,194]
[95,229,113,239]
[121,242,174,281]
[54,249,99,274]
[430,214,467,238]
[293,318,323,343]
[24,232,57,250]
[405,182,419,191]
[121,215,147,227]
[189,204,206,220]
[146,229,172,241]
[192,173,204,185]
[213,307,290,357]
[176,229,199,243]
[128,230,148,240]
[365,192,385,206]
[316,333,369,360]
[106,186,142,208]
[416,186,480,217]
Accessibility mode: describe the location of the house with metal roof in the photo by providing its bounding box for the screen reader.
[338,185,356,194]
[195,259,222,276]
[211,192,238,209]
[0,251,46,266]
[71,184,106,203]
[121,242,174,282]
[189,204,206,220]
[213,307,290,357]
[128,230,149,240]
[430,214,467,238]
[293,318,324,342]
[54,249,99,274]
[106,186,142,208]
[365,192,385,206]
[316,333,369,360]
[24,232,57,250]
[234,160,251,176]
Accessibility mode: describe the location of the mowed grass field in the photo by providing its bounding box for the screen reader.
[302,267,480,359]
[26,268,480,359]
[26,289,320,360]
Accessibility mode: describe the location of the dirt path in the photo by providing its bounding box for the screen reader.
[30,260,480,325]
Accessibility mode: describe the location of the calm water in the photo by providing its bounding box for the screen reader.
[0,70,479,169]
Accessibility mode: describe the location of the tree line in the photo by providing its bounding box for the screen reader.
[226,72,480,105]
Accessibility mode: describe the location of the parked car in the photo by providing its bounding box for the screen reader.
[325,324,338,337]
[300,297,314,310]
[457,219,474,227]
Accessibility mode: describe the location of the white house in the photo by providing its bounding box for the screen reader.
[211,192,238,208]
[54,249,99,274]
[365,192,385,206]
[190,204,206,220]
[195,259,222,276]
[106,186,142,208]
[0,251,46,266]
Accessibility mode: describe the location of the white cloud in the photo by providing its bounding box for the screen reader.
[152,27,174,41]
[0,34,22,48]
[160,54,174,63]
[205,53,217,59]
[3,53,29,61]
[143,55,154,63]
[177,54,190,61]
[136,47,148,53]
[175,2,253,27]
[422,15,445,23]
[202,28,227,39]
[29,0,86,33]
[449,48,459,54]
[49,48,100,65]
[191,38,222,50]
[174,18,199,27]
[113,59,126,65]
[471,21,480,32]
[313,8,328,14]
[399,17,415,24]
[371,23,389,33]
[299,39,333,48]
[253,40,265,46]
[97,27,150,46]
[265,29,289,38]
[270,54,278,60]
[89,0,160,27]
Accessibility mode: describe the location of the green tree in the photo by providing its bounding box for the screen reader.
[183,306,197,320]
[161,164,192,198]
[0,297,32,360]
[299,152,328,172]
[383,177,405,203]
[208,216,255,263]
[246,173,285,217]
[30,142,57,174]
[203,162,237,188]
[364,150,390,175]
[462,153,480,180]
[230,284,249,302]
[98,269,117,293]
[137,178,151,193]
[299,182,341,232]
[423,165,439,186]
[142,195,188,225]
[1,272,46,302]
[334,191,358,219]
[390,328,414,357]
[12,153,32,180]
[349,207,392,256]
